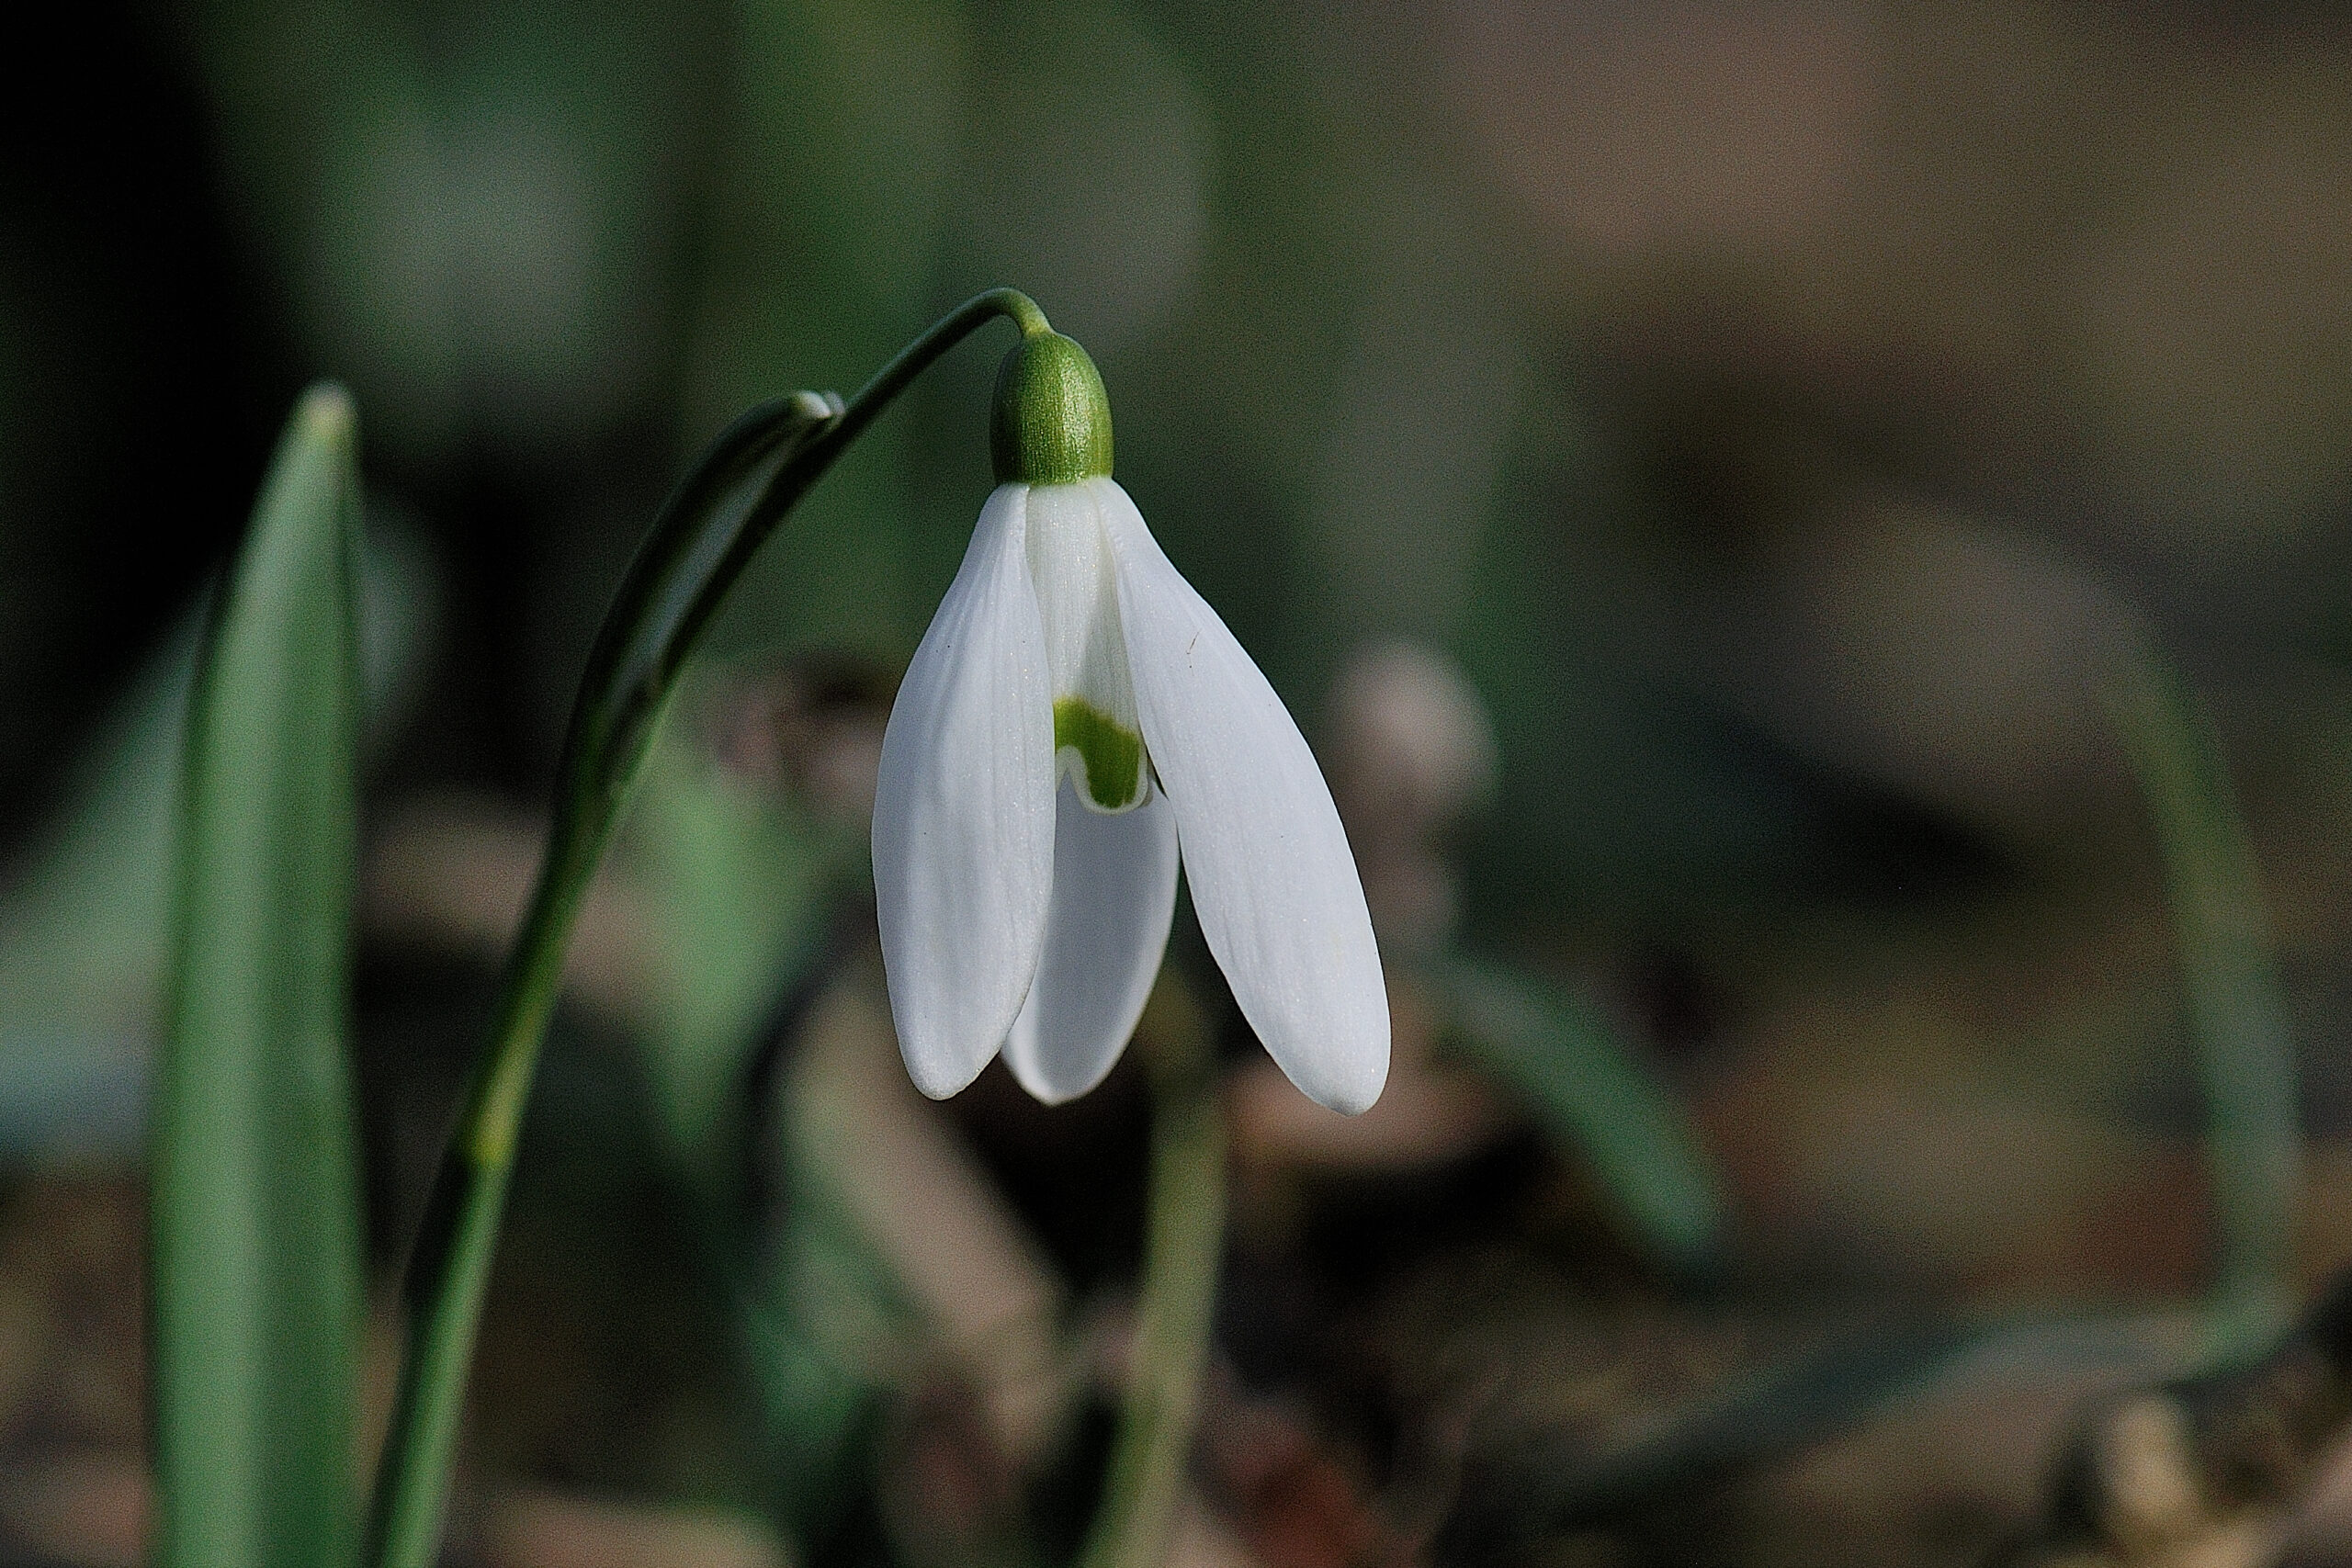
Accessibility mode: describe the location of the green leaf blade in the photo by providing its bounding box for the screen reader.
[154,384,367,1568]
[1442,955,1726,1281]
[2108,653,2301,1350]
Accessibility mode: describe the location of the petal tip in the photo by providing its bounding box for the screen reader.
[1007,1064,1095,1108]
[1005,1014,1135,1106]
[1261,996,1390,1115]
[1302,1047,1389,1117]
[899,1045,989,1101]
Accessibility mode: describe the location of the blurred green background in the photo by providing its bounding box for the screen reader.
[11,3,2352,1566]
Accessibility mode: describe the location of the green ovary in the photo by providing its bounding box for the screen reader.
[1055,697,1146,810]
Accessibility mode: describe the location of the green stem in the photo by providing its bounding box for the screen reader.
[1079,991,1227,1568]
[361,288,1051,1568]
[2108,651,2301,1356]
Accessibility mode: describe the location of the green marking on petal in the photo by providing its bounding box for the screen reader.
[1055,697,1146,810]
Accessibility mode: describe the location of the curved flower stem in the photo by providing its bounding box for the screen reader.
[1080,983,1227,1568]
[362,288,1052,1568]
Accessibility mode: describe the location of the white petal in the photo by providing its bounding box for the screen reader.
[873,484,1057,1098]
[1005,778,1181,1104]
[1024,483,1141,733]
[1096,479,1390,1113]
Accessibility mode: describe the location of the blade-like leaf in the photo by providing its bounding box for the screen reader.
[153,384,367,1568]
[0,513,431,1164]
[1442,956,1725,1280]
[2108,653,2301,1351]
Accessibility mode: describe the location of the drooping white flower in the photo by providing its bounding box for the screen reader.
[871,329,1389,1113]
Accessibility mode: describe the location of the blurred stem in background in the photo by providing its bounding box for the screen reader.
[364,288,1051,1568]
[1080,979,1226,1568]
[2109,651,2302,1355]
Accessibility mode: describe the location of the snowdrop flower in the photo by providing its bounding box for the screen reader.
[872,328,1389,1113]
